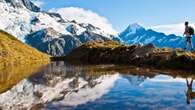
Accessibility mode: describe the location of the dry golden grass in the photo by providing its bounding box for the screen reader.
[0,30,50,70]
[176,51,195,58]
[84,40,121,48]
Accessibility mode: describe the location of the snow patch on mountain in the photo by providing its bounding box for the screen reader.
[32,12,71,35]
[0,2,34,41]
[0,0,40,12]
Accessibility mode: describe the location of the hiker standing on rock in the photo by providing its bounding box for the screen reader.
[183,21,194,51]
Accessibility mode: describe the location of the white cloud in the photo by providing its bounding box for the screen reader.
[32,0,44,7]
[149,22,195,36]
[49,7,118,35]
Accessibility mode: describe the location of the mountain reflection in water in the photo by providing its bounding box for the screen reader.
[0,62,195,110]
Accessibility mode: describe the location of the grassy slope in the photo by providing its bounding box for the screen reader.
[0,30,50,69]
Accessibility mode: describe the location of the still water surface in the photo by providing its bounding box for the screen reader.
[0,62,195,110]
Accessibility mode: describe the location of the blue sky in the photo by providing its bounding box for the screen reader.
[38,0,195,34]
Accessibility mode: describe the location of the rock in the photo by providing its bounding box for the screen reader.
[132,43,155,57]
[47,12,67,23]
[34,91,43,98]
[30,103,44,110]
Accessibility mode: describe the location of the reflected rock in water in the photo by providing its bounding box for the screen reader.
[0,62,119,110]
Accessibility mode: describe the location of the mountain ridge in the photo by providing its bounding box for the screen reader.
[119,23,188,49]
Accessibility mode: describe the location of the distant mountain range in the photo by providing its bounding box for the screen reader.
[119,23,191,49]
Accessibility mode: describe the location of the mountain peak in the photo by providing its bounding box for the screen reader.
[121,23,145,36]
[127,23,144,30]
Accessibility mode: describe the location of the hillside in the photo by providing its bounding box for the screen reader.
[65,41,195,70]
[0,30,50,70]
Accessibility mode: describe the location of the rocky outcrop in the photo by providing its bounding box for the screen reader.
[65,41,195,70]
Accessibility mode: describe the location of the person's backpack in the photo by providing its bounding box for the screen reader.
[188,26,194,35]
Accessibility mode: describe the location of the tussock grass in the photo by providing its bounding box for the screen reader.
[0,30,50,70]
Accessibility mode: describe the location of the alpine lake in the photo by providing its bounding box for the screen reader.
[0,61,195,110]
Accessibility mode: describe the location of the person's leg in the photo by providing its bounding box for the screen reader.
[191,36,194,50]
[189,38,192,48]
[189,37,194,51]
[185,37,190,50]
[184,38,188,50]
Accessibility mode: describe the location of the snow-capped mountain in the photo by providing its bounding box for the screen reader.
[119,23,190,49]
[25,28,82,56]
[0,0,120,56]
[0,0,40,12]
